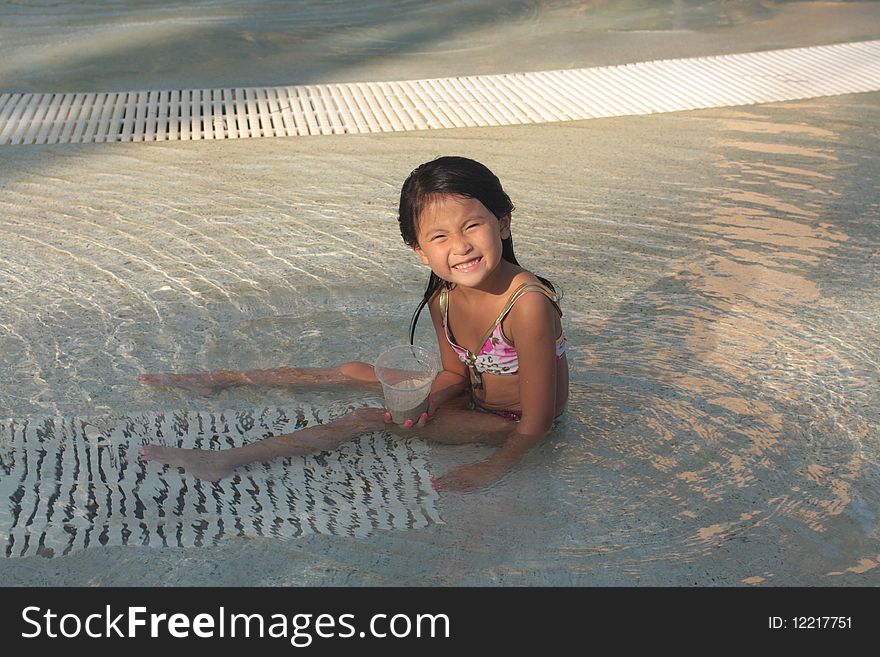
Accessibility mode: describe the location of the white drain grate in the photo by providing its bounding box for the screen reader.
[1,40,878,145]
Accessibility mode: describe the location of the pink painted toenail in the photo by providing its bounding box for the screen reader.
[404,419,413,427]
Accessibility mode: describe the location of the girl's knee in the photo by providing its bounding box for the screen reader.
[348,406,386,431]
[350,406,382,420]
[339,361,378,382]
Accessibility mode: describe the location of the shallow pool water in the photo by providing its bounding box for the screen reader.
[0,2,878,585]
[3,0,880,92]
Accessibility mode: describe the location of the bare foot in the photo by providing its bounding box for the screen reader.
[138,443,234,482]
[138,372,234,396]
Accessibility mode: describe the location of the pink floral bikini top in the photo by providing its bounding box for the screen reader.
[439,281,567,390]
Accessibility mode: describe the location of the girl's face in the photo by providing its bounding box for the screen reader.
[412,194,511,288]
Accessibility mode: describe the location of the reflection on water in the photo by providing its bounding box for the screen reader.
[0,86,879,581]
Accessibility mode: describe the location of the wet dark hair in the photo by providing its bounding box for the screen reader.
[398,155,557,344]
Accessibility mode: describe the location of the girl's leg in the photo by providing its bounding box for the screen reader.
[138,398,515,482]
[139,406,388,482]
[138,361,381,396]
[387,405,514,446]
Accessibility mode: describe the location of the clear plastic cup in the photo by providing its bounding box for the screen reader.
[374,345,438,425]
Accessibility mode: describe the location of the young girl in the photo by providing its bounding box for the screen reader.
[139,156,568,493]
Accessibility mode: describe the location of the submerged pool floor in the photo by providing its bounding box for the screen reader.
[0,88,878,584]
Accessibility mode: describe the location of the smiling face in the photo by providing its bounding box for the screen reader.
[412,194,511,288]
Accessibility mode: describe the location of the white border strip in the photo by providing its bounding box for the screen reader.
[1,40,878,145]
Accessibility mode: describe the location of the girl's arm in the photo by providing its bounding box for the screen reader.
[436,290,559,491]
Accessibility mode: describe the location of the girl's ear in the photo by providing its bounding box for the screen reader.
[412,244,430,266]
[499,214,512,239]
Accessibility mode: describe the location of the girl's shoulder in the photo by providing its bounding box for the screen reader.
[507,270,559,300]
[508,270,542,290]
[503,272,563,325]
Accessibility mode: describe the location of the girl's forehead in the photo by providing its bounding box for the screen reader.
[418,195,492,229]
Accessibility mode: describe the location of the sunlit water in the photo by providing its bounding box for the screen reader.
[0,1,878,585]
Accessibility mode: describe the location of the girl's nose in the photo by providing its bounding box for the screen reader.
[451,234,472,254]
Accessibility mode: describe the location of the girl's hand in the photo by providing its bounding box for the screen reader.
[383,395,434,431]
[431,460,506,493]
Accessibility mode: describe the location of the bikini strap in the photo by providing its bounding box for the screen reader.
[439,285,449,322]
[475,282,562,350]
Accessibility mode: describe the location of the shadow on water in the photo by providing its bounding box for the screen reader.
[0,0,539,92]
[0,0,866,93]
[536,98,880,584]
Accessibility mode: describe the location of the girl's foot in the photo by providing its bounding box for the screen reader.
[138,444,234,482]
[137,372,233,396]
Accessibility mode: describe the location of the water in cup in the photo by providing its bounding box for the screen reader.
[374,345,438,425]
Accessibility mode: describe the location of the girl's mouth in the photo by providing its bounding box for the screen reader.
[452,257,482,272]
